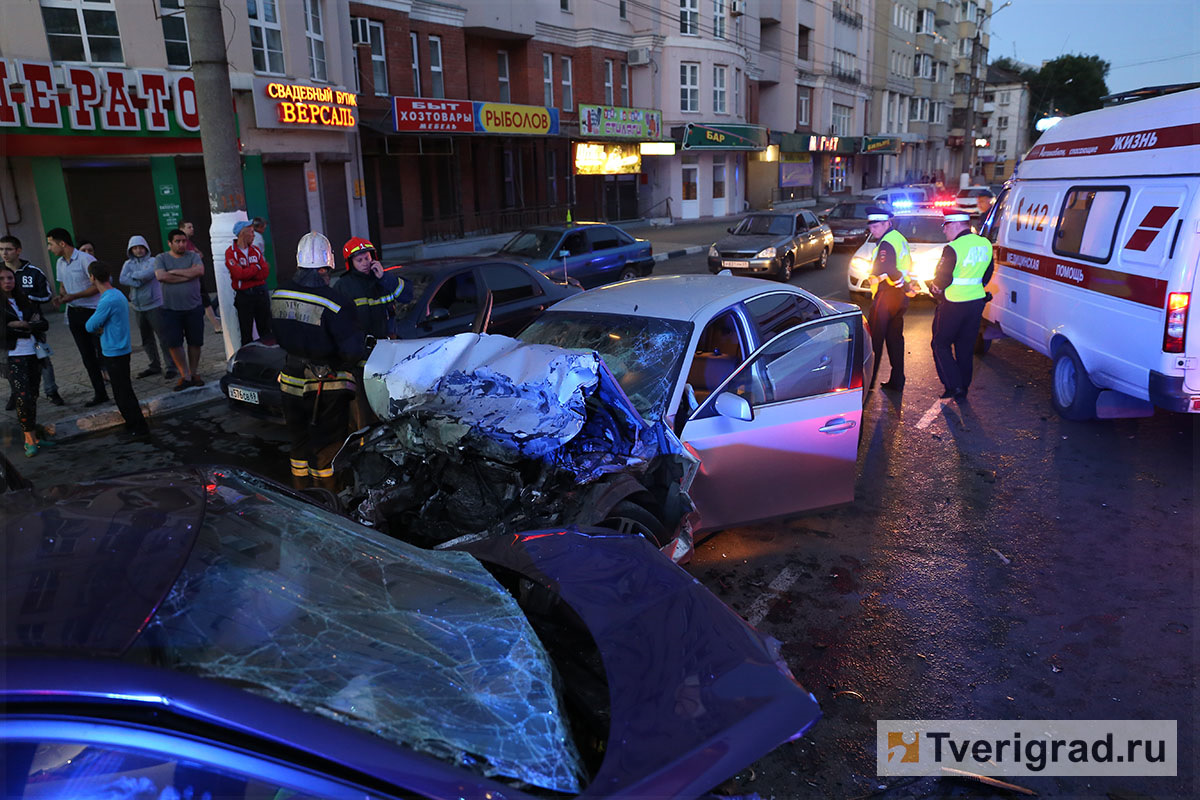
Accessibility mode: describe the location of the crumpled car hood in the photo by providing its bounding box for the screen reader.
[348,334,697,555]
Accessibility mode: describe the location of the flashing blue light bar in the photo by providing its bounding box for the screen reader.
[892,199,914,209]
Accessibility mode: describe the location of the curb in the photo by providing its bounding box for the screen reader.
[653,245,707,262]
[46,385,223,441]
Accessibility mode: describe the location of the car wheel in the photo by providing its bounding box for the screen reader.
[619,265,639,282]
[1050,342,1098,421]
[814,248,829,270]
[599,500,667,548]
[777,254,794,282]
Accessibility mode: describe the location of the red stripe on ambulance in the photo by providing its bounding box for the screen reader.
[996,246,1168,307]
[1025,123,1199,160]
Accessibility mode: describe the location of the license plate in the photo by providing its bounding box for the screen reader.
[228,385,260,404]
[833,236,845,242]
[723,260,750,268]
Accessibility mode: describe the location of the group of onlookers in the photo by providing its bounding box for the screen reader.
[2,217,273,457]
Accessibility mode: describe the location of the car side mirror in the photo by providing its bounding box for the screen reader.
[428,307,450,322]
[714,391,753,422]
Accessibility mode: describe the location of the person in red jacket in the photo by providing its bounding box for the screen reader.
[225,220,273,346]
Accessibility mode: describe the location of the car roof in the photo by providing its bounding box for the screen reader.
[542,274,836,322]
[523,222,613,234]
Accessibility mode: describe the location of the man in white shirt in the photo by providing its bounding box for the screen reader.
[47,227,108,407]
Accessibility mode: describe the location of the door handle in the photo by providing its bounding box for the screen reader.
[818,417,857,434]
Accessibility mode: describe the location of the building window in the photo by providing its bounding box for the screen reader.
[734,67,741,115]
[410,32,421,95]
[159,0,189,68]
[797,86,810,127]
[999,91,1010,105]
[797,24,811,60]
[832,103,852,136]
[998,115,1009,129]
[713,0,726,39]
[367,21,387,95]
[619,0,627,19]
[917,8,934,32]
[604,59,614,105]
[680,0,699,35]
[41,0,125,64]
[909,97,929,121]
[247,0,284,74]
[542,53,553,106]
[621,63,630,106]
[713,65,727,114]
[933,101,945,124]
[429,35,444,98]
[958,37,972,57]
[304,0,326,82]
[561,56,573,111]
[547,149,558,202]
[498,51,510,102]
[560,0,570,9]
[680,61,699,112]
[997,138,1007,153]
[886,92,896,129]
[915,53,933,79]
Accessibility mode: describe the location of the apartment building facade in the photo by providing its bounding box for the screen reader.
[0,0,363,285]
[980,65,1031,181]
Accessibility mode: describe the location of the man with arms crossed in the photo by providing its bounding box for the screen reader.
[155,229,207,390]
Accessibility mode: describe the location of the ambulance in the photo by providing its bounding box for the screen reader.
[978,85,1199,420]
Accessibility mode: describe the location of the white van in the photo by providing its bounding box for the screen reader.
[978,86,1199,420]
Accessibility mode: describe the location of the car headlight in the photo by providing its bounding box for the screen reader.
[850,256,871,276]
[708,245,719,258]
[756,246,777,258]
[912,253,939,281]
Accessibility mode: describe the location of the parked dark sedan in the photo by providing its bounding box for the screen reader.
[707,211,833,281]
[220,256,580,415]
[496,222,654,288]
[822,200,877,248]
[2,465,821,800]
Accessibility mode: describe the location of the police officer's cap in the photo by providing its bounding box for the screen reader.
[866,207,892,222]
[942,210,971,223]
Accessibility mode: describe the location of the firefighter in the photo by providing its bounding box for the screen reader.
[335,237,407,339]
[930,210,994,400]
[270,231,366,490]
[865,207,913,391]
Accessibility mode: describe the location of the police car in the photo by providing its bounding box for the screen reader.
[846,211,950,297]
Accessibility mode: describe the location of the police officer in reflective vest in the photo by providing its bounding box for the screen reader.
[930,210,994,400]
[865,207,913,391]
[271,232,366,489]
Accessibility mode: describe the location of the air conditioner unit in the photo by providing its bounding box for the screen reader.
[351,18,370,45]
[730,0,745,16]
[627,48,651,66]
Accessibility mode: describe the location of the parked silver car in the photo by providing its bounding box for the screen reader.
[518,275,871,534]
[707,211,833,281]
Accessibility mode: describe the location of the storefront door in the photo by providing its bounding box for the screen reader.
[712,157,727,217]
[681,163,699,219]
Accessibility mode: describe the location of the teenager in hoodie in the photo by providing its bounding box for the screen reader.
[119,234,175,380]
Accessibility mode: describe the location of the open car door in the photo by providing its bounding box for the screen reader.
[681,312,866,532]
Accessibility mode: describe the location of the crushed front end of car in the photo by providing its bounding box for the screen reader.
[337,333,699,562]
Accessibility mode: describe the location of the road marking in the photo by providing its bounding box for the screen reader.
[916,398,952,429]
[745,565,800,627]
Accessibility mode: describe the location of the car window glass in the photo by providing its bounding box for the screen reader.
[499,230,560,260]
[745,293,822,341]
[1053,187,1128,262]
[980,188,1010,242]
[426,271,479,319]
[734,215,793,236]
[481,264,541,304]
[392,269,432,318]
[585,227,622,250]
[802,211,820,227]
[561,231,589,256]
[5,740,332,800]
[794,214,808,232]
[697,319,854,416]
[686,310,746,406]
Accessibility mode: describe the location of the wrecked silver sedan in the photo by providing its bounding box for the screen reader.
[338,333,700,561]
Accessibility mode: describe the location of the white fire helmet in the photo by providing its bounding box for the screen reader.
[296,231,335,269]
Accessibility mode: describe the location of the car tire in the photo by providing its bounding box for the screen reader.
[619,265,639,282]
[778,254,794,282]
[598,500,667,548]
[1051,342,1098,421]
[813,248,829,270]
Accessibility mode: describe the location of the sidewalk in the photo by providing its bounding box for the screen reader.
[1,307,228,446]
[1,217,743,449]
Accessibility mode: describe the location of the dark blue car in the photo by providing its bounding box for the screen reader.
[497,222,654,288]
[2,464,821,800]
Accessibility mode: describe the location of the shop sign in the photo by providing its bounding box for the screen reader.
[579,104,662,139]
[0,58,199,136]
[253,77,357,130]
[574,142,641,175]
[681,123,768,150]
[393,97,475,132]
[861,136,900,154]
[807,135,859,153]
[391,97,560,135]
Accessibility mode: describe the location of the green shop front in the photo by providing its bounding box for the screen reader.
[668,123,767,219]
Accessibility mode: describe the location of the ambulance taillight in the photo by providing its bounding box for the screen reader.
[1163,292,1190,353]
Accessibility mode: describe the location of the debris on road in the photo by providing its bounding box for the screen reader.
[990,547,1012,565]
[940,767,1037,795]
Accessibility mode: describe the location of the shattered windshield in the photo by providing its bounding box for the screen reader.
[499,229,561,261]
[128,468,584,793]
[518,311,693,420]
[733,215,792,236]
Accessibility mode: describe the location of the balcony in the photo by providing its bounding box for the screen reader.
[831,63,862,84]
[463,0,535,39]
[759,0,782,25]
[833,2,864,28]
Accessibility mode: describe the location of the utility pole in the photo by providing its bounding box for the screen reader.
[962,1,1010,182]
[185,0,245,358]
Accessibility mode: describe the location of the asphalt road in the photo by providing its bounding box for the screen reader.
[15,250,1197,799]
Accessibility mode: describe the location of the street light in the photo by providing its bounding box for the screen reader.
[963,1,1012,178]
